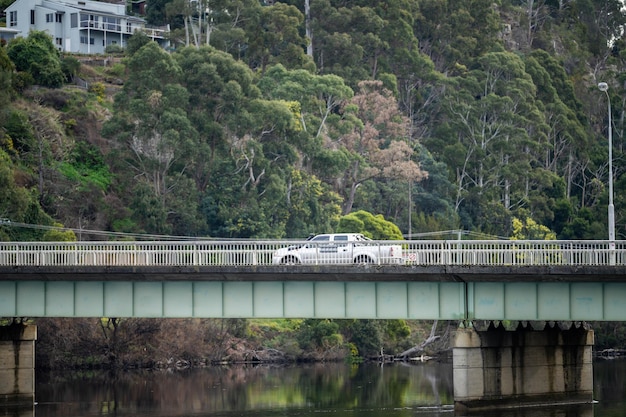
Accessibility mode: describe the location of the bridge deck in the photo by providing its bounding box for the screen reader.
[1,264,626,282]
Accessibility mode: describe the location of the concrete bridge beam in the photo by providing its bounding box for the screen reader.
[453,323,594,412]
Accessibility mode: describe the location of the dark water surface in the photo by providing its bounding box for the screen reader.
[21,359,626,417]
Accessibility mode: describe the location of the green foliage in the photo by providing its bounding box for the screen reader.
[125,32,153,57]
[61,56,81,82]
[106,63,126,78]
[42,223,77,241]
[296,319,340,351]
[244,3,314,72]
[339,320,382,357]
[11,70,34,92]
[346,342,362,364]
[104,44,124,54]
[0,46,14,121]
[3,110,35,156]
[7,31,65,88]
[0,149,56,241]
[58,140,111,192]
[337,210,403,240]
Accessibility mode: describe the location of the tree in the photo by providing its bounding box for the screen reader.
[430,51,549,235]
[175,46,261,193]
[334,80,426,214]
[103,42,201,235]
[244,2,313,73]
[257,64,354,164]
[511,215,556,240]
[7,31,65,88]
[0,48,14,157]
[414,0,503,73]
[337,210,403,240]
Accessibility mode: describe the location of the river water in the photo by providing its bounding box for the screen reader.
[19,358,626,417]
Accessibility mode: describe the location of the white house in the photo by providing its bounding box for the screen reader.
[4,0,169,54]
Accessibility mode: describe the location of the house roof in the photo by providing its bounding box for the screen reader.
[38,0,145,22]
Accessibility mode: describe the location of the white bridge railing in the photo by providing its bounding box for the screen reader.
[0,240,624,267]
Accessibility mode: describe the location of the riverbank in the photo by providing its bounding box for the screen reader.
[32,317,453,370]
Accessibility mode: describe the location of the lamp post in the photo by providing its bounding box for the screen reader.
[598,82,616,263]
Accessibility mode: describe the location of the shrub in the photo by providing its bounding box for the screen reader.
[7,31,65,87]
[105,44,124,54]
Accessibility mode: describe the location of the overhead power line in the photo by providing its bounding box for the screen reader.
[0,219,209,241]
[1,219,508,241]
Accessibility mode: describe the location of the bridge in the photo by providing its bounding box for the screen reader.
[0,239,625,321]
[1,238,625,413]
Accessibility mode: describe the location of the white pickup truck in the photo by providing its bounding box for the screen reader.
[272,233,404,265]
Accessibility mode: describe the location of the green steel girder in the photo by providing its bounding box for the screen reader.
[0,281,464,319]
[1,280,625,321]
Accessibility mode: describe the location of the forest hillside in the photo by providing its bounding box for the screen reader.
[1,0,625,241]
[2,0,626,367]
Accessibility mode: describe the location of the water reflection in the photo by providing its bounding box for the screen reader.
[1,360,622,417]
[33,362,453,416]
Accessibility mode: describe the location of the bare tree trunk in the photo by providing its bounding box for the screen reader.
[305,0,312,57]
[184,17,190,46]
[398,320,440,358]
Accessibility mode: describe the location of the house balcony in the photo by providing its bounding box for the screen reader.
[80,21,168,39]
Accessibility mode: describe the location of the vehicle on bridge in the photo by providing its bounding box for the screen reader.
[271,233,404,265]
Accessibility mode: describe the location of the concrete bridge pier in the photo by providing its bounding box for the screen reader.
[0,322,36,413]
[453,322,594,413]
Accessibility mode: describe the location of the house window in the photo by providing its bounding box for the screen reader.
[71,13,77,27]
[30,10,35,24]
[56,14,62,23]
[55,38,62,46]
[103,16,120,31]
[126,21,132,33]
[9,11,17,26]
[80,36,94,45]
[46,13,53,23]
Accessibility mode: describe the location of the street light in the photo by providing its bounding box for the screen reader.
[598,82,616,261]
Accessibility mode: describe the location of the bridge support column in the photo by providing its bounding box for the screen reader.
[453,323,593,413]
[0,323,36,412]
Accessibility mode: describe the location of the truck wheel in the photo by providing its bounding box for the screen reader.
[354,255,373,264]
[281,256,300,265]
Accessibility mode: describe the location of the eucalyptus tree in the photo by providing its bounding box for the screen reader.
[175,46,261,192]
[307,1,368,83]
[201,0,258,57]
[431,51,549,234]
[244,2,314,73]
[414,0,503,73]
[0,46,13,126]
[257,64,353,159]
[333,80,426,215]
[102,42,200,234]
[175,46,328,237]
[523,51,586,209]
